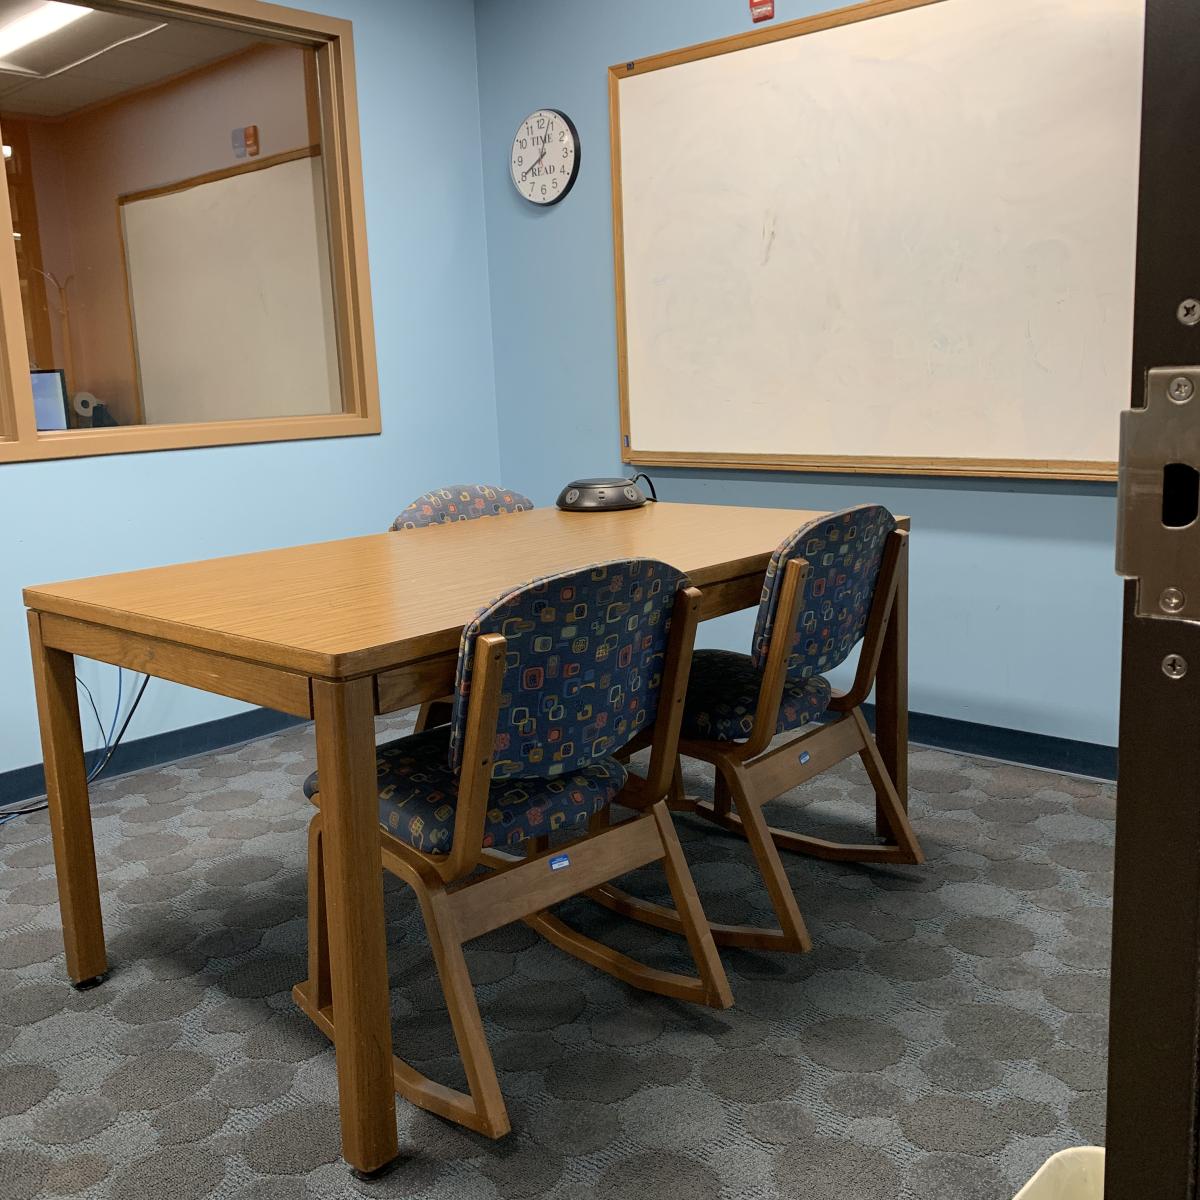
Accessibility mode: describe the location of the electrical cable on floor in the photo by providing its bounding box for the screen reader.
[92,668,123,783]
[86,674,149,783]
[76,676,108,750]
[0,672,151,827]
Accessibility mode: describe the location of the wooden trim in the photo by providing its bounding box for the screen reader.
[314,21,378,423]
[0,115,34,444]
[611,0,943,79]
[37,612,313,718]
[302,44,321,145]
[608,0,1120,484]
[623,449,1118,484]
[113,192,145,425]
[117,144,320,207]
[86,0,352,42]
[0,0,380,463]
[0,411,377,463]
[4,123,55,371]
[609,60,632,456]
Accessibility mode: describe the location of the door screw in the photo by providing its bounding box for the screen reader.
[1179,299,1200,326]
[1169,376,1195,403]
[1161,587,1187,614]
[1163,653,1189,680]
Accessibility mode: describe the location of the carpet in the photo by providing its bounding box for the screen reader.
[0,716,1114,1199]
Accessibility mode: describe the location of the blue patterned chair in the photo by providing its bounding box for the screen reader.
[390,483,534,531]
[592,505,923,955]
[294,560,731,1139]
[390,483,535,732]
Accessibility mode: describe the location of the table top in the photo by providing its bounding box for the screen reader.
[24,502,826,678]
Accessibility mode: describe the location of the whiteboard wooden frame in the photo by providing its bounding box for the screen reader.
[0,0,380,463]
[608,0,1121,483]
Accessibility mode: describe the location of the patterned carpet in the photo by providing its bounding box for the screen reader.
[0,715,1114,1200]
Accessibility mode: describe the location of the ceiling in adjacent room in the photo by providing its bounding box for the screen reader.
[0,1,264,118]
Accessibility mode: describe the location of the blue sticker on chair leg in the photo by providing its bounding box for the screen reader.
[549,854,571,871]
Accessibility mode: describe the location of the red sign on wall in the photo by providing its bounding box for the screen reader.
[750,0,775,21]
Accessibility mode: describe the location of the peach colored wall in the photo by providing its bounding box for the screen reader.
[7,43,315,424]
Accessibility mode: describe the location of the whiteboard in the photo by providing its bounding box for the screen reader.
[612,0,1144,479]
[121,153,340,425]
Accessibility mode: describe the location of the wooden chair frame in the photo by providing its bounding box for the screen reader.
[294,585,732,1139]
[592,528,922,953]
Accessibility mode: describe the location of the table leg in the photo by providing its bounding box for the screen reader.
[874,530,909,833]
[311,677,399,1177]
[27,612,107,987]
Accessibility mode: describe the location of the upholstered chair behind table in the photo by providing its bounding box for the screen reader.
[390,483,535,732]
[294,559,732,1139]
[595,505,922,955]
[390,482,534,531]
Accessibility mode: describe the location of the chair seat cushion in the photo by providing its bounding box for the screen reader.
[681,649,832,743]
[302,728,626,854]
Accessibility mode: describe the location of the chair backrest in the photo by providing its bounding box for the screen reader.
[391,483,534,531]
[751,505,897,681]
[449,559,688,779]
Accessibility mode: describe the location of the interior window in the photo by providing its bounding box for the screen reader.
[0,0,377,459]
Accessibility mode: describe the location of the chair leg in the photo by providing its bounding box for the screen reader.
[293,830,511,1139]
[590,766,813,954]
[689,715,924,866]
[713,767,733,822]
[414,697,454,733]
[728,771,813,953]
[853,709,923,865]
[512,805,732,1008]
[413,880,509,1137]
[666,759,690,811]
[650,803,734,1007]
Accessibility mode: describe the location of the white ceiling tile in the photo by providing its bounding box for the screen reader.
[0,11,273,118]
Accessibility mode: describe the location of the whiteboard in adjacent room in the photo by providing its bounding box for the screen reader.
[121,153,340,426]
[612,0,1144,478]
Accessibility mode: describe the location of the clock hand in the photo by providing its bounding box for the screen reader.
[521,146,547,180]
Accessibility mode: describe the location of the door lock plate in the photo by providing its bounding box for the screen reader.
[1117,367,1200,623]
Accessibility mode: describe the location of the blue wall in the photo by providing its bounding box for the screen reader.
[2,0,1125,783]
[1,0,500,778]
[473,0,1123,747]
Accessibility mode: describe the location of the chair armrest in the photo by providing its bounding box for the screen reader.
[827,529,907,713]
[742,557,809,758]
[642,586,703,800]
[445,632,506,880]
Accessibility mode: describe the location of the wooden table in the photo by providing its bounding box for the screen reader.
[23,501,909,1175]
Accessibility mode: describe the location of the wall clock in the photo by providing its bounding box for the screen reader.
[510,109,580,206]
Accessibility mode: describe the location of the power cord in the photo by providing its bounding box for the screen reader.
[0,670,151,826]
[632,472,658,501]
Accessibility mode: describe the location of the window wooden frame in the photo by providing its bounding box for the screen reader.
[0,0,380,463]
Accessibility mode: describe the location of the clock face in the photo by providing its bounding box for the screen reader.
[510,109,580,206]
